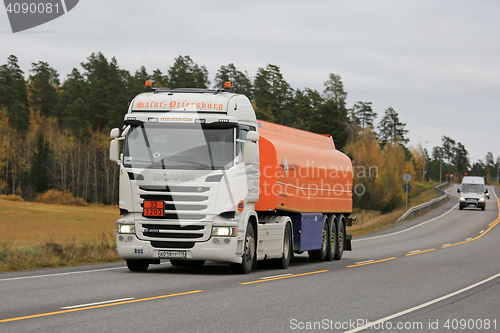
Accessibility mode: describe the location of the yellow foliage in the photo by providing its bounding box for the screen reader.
[0,194,24,201]
[344,130,416,211]
[34,189,88,206]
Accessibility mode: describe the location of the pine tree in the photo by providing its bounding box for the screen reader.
[353,101,376,130]
[454,142,470,182]
[214,63,253,98]
[0,55,30,134]
[377,106,409,145]
[28,61,60,118]
[253,64,293,125]
[167,55,210,88]
[30,132,51,193]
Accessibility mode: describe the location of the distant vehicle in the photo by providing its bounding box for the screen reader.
[457,176,486,211]
[485,187,490,199]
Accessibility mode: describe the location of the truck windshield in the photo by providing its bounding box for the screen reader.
[123,123,235,170]
[461,184,484,193]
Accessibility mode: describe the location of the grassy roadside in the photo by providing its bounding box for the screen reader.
[0,196,122,272]
[348,182,447,238]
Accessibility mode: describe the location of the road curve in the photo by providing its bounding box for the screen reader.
[1,185,499,332]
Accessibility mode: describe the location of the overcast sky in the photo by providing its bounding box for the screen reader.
[1,0,499,164]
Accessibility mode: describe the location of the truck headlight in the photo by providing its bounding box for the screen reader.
[117,223,135,234]
[211,226,237,237]
[460,197,465,201]
[479,197,485,202]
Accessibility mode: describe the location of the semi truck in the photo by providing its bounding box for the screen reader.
[109,82,354,274]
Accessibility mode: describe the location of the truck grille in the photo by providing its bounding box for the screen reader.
[136,184,214,242]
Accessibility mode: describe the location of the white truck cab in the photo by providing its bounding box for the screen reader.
[457,176,486,210]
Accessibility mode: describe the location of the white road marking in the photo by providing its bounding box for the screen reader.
[61,298,134,309]
[480,230,484,234]
[260,273,292,280]
[0,266,126,282]
[0,261,172,282]
[466,238,472,241]
[343,271,500,333]
[355,260,374,265]
[442,244,451,247]
[354,203,459,242]
[408,250,421,254]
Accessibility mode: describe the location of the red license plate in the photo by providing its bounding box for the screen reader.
[143,201,164,217]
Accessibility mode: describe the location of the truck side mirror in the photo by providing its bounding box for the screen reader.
[244,131,259,165]
[246,131,259,142]
[110,139,120,163]
[110,128,120,139]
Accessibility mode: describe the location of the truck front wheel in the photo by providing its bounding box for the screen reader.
[126,259,149,272]
[231,222,256,274]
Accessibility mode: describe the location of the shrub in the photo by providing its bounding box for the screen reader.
[0,194,24,202]
[34,189,88,206]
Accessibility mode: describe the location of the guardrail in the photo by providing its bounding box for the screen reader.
[396,182,449,222]
[435,182,449,196]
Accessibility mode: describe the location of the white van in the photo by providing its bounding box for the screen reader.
[457,176,486,210]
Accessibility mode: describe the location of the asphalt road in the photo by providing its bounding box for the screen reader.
[1,184,499,333]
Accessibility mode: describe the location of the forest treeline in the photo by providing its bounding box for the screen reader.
[0,53,498,211]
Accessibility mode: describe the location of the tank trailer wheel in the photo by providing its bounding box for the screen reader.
[334,215,345,260]
[325,215,337,261]
[308,215,328,261]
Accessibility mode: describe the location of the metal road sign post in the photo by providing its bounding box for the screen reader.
[403,173,412,211]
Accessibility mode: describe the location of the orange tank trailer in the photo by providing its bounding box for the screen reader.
[255,120,353,214]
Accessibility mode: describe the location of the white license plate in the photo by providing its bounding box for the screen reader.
[158,250,186,259]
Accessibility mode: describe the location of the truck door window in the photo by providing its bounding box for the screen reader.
[237,128,248,164]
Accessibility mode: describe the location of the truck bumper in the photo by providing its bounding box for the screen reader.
[116,234,243,264]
